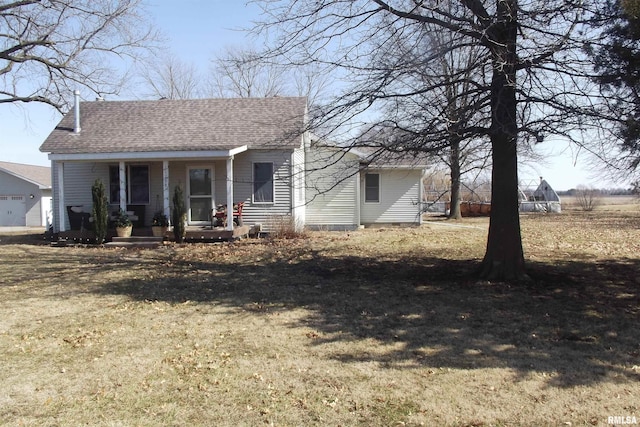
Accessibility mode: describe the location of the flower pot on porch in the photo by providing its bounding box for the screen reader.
[113,209,133,237]
[152,226,168,237]
[115,225,132,237]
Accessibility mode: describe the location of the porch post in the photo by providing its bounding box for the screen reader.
[57,161,66,232]
[226,156,234,231]
[355,168,361,228]
[163,161,170,223]
[119,161,126,212]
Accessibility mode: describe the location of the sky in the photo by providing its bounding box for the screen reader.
[0,0,630,191]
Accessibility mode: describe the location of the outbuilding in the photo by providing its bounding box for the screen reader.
[0,161,52,227]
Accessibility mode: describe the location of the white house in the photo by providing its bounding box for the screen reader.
[0,161,52,227]
[39,95,425,236]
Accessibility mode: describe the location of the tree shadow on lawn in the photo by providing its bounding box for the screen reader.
[96,248,640,388]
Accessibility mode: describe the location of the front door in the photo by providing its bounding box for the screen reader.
[187,167,214,225]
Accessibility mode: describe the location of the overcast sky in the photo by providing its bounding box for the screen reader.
[0,0,629,191]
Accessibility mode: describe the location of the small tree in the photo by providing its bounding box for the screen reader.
[91,179,109,244]
[172,185,187,243]
[575,186,602,212]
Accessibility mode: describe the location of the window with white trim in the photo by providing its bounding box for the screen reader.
[109,165,150,204]
[253,162,274,203]
[365,173,380,203]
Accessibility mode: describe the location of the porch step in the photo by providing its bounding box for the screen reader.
[105,236,164,248]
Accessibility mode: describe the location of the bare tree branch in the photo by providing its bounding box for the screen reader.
[0,0,159,112]
[138,54,201,100]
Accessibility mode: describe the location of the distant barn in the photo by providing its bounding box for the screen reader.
[519,178,561,213]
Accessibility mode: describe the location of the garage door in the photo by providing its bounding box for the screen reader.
[0,195,26,226]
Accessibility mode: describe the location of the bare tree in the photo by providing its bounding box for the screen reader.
[1,0,157,112]
[208,47,285,98]
[138,54,202,100]
[291,63,334,106]
[379,19,492,220]
[207,46,334,110]
[252,0,616,281]
[575,185,602,211]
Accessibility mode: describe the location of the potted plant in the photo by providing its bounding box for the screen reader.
[151,210,169,237]
[114,209,133,237]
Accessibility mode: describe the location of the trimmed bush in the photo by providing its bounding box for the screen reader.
[172,185,187,243]
[91,179,108,244]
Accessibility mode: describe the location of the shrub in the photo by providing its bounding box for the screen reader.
[172,185,187,243]
[267,214,307,239]
[575,185,602,212]
[91,179,108,244]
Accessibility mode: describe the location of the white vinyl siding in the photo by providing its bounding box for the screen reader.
[305,147,359,229]
[53,162,107,231]
[360,169,423,225]
[49,151,423,232]
[232,150,294,231]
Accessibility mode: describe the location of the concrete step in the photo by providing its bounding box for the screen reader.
[111,236,163,243]
[105,236,164,248]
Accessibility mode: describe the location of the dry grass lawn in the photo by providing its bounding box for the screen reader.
[1,202,639,426]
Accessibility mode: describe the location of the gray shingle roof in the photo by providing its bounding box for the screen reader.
[40,97,308,155]
[0,161,51,188]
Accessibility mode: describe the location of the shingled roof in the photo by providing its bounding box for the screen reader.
[0,161,51,188]
[40,97,308,155]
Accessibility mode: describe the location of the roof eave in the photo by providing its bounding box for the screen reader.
[47,145,249,162]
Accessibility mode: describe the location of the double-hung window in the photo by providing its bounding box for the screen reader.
[109,165,150,204]
[364,173,380,203]
[253,162,274,203]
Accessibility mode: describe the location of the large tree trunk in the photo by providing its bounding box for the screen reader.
[448,138,463,220]
[479,128,526,280]
[478,0,527,281]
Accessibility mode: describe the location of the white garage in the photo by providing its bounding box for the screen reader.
[0,162,52,227]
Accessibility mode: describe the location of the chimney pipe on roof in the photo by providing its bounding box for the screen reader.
[73,90,81,133]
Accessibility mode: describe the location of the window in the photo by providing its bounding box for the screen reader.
[109,165,150,204]
[365,173,380,203]
[253,162,274,203]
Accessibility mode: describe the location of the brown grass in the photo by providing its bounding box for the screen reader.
[0,204,639,426]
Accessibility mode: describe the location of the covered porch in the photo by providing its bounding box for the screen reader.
[50,146,249,235]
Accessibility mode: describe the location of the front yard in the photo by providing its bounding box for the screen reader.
[0,209,639,426]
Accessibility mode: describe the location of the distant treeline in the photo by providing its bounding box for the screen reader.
[558,188,635,196]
